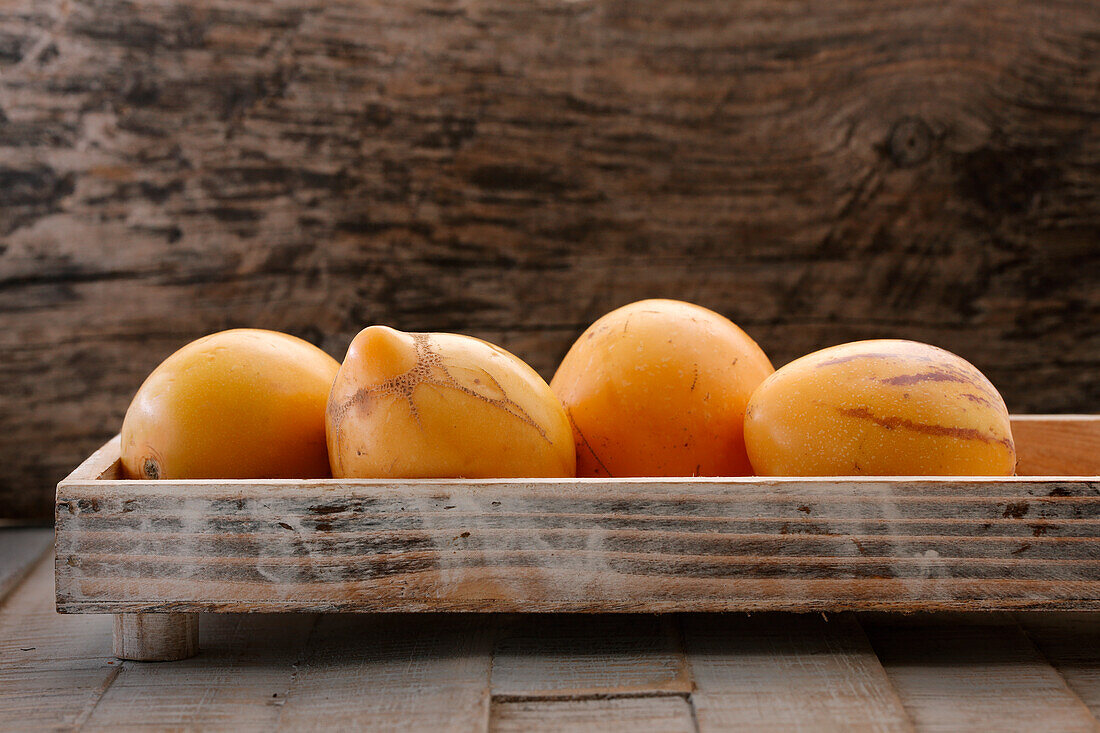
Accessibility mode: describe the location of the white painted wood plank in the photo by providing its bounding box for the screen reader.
[81,614,318,732]
[861,613,1099,731]
[273,614,495,732]
[491,615,691,697]
[490,696,696,733]
[682,613,912,732]
[0,551,119,732]
[56,471,1100,614]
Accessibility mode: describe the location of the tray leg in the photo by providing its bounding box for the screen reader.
[113,613,199,661]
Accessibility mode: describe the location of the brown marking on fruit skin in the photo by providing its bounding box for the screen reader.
[819,352,1005,403]
[877,368,1006,411]
[567,407,613,478]
[815,352,936,368]
[877,359,1006,407]
[879,370,972,387]
[834,406,1014,452]
[959,392,998,409]
[142,456,160,480]
[329,333,552,469]
[467,365,551,441]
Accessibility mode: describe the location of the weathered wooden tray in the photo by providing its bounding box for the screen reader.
[55,415,1099,661]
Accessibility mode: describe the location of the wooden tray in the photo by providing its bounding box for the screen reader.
[55,415,1100,661]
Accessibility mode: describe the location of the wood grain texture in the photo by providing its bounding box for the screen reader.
[1017,612,1100,718]
[1012,416,1100,477]
[861,613,1100,731]
[0,552,121,732]
[272,614,495,732]
[112,612,199,661]
[0,527,52,603]
[2,0,1099,520]
[491,615,691,698]
[54,435,1100,613]
[490,697,696,733]
[82,614,319,732]
[682,613,913,731]
[6,547,1100,729]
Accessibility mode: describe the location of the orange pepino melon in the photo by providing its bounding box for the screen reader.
[121,329,339,480]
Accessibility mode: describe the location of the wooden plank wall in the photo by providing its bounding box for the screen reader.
[2,0,1098,518]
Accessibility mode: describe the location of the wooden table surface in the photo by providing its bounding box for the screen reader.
[3,528,1099,731]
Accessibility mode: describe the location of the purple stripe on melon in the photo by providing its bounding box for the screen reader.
[834,406,1014,452]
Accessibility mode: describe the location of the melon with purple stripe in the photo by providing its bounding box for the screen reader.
[744,340,1015,476]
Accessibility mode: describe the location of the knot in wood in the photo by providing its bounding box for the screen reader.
[887,117,933,167]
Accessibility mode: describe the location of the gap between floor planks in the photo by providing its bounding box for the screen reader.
[3,530,1100,730]
[859,612,1099,731]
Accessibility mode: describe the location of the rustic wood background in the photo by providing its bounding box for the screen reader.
[2,0,1098,519]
